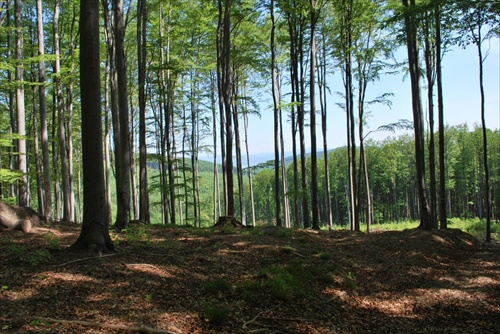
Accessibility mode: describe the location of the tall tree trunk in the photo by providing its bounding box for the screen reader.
[113,0,131,229]
[233,79,245,224]
[210,72,221,222]
[72,0,114,252]
[309,0,319,230]
[37,0,52,219]
[54,0,71,222]
[424,13,437,228]
[290,41,300,228]
[271,0,281,227]
[243,110,256,227]
[474,25,491,241]
[7,0,17,200]
[402,0,432,230]
[102,0,121,225]
[51,93,61,220]
[279,85,291,229]
[221,0,235,217]
[137,0,150,224]
[435,5,447,229]
[216,2,226,216]
[32,89,44,214]
[318,30,333,230]
[15,0,28,207]
[104,64,113,224]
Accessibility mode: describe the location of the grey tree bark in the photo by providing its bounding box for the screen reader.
[36,0,52,219]
[71,0,114,252]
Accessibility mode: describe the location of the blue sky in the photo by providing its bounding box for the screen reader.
[198,37,499,165]
[242,38,500,162]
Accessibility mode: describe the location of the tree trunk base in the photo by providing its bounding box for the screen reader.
[214,215,248,228]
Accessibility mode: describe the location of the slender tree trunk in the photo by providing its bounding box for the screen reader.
[402,0,432,230]
[163,3,176,225]
[137,0,150,224]
[271,0,281,226]
[54,0,71,222]
[233,80,245,224]
[436,4,446,229]
[37,0,52,219]
[318,31,333,230]
[7,0,17,200]
[298,22,310,229]
[221,0,235,217]
[104,65,113,224]
[32,89,44,214]
[424,14,437,228]
[113,0,132,229]
[309,0,319,230]
[15,0,28,207]
[210,72,221,222]
[279,85,291,229]
[216,1,226,216]
[243,110,256,227]
[67,73,76,222]
[290,45,300,228]
[474,25,491,241]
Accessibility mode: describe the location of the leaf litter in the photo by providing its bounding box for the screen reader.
[1,223,499,333]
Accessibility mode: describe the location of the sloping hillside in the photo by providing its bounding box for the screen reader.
[1,224,499,333]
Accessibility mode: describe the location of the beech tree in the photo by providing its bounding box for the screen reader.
[401,0,432,230]
[71,0,114,252]
[455,0,499,241]
[15,0,28,207]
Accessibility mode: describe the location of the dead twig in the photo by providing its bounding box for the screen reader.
[243,306,278,329]
[53,253,120,267]
[291,251,306,258]
[34,317,180,334]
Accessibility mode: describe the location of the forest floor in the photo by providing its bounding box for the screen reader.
[1,222,500,334]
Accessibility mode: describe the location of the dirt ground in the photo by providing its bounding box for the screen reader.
[1,223,499,333]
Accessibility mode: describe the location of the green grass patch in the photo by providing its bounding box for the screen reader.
[447,218,500,239]
[201,302,230,325]
[7,244,27,256]
[205,279,231,294]
[27,250,51,266]
[237,265,310,302]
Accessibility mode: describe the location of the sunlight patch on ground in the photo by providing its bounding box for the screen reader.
[41,271,97,284]
[123,263,177,279]
[466,275,499,286]
[1,288,38,301]
[156,311,198,333]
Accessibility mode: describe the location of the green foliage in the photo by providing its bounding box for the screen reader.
[258,266,308,300]
[205,279,231,294]
[44,233,60,250]
[343,272,358,292]
[448,218,500,240]
[27,250,51,266]
[319,252,332,261]
[201,302,230,325]
[7,245,27,256]
[28,319,51,327]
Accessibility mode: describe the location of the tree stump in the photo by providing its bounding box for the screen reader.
[214,215,247,228]
[0,201,46,233]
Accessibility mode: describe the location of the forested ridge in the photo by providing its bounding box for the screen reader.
[0,0,499,243]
